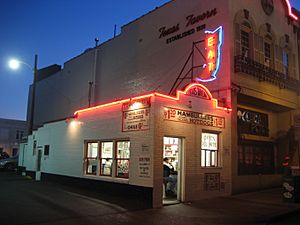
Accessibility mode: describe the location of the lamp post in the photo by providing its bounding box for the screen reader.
[9,54,38,135]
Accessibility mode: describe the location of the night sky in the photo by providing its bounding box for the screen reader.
[0,0,299,121]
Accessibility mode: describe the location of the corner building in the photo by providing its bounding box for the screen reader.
[20,0,300,208]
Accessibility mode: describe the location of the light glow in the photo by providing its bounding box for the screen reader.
[74,83,232,117]
[8,59,20,70]
[285,0,298,20]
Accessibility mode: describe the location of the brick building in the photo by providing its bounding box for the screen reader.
[20,0,300,207]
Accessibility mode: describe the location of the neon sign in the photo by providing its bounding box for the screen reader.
[285,0,298,21]
[74,83,232,117]
[197,26,223,82]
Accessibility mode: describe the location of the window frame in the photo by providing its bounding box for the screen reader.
[115,140,130,179]
[99,141,114,177]
[238,140,274,175]
[201,131,220,168]
[44,145,50,156]
[83,139,130,179]
[241,29,250,59]
[84,141,99,176]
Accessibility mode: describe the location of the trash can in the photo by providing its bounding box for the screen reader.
[283,175,300,203]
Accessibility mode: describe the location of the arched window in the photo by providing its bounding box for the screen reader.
[234,9,256,60]
[253,24,276,69]
[263,34,273,68]
[235,20,254,59]
[278,35,296,79]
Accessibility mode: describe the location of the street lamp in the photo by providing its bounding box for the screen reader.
[8,54,38,135]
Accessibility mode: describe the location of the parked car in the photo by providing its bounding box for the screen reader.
[0,155,18,171]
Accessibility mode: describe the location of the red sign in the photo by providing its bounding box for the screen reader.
[122,97,151,111]
[197,26,223,82]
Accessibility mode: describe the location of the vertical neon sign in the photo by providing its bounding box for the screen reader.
[197,26,223,82]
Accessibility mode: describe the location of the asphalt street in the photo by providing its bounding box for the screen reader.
[1,171,300,225]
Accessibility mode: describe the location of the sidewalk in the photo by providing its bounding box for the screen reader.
[118,188,300,225]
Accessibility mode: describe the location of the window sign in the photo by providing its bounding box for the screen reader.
[122,98,150,132]
[201,132,219,167]
[201,133,218,150]
[237,108,269,137]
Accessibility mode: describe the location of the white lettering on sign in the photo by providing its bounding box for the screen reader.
[164,107,225,128]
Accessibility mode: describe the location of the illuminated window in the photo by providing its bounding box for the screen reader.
[83,140,130,179]
[116,141,130,178]
[85,142,98,175]
[201,132,219,167]
[100,142,113,176]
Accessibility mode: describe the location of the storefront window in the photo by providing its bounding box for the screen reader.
[201,132,219,167]
[85,142,98,175]
[238,141,274,175]
[83,140,130,179]
[100,142,113,176]
[116,141,130,178]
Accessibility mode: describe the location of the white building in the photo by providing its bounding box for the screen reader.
[21,0,300,208]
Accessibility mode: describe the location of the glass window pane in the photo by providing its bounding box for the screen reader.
[201,150,206,167]
[101,158,113,176]
[87,159,97,175]
[117,141,130,158]
[101,142,113,158]
[117,159,129,178]
[87,143,98,158]
[211,151,216,167]
[206,151,211,167]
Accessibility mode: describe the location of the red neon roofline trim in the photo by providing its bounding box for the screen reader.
[73,83,232,117]
[286,0,298,20]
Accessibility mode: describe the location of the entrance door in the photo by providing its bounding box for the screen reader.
[35,149,42,181]
[163,137,182,204]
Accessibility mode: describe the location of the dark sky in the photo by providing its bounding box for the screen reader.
[0,0,299,121]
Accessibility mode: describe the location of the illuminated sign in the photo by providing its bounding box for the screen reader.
[186,85,211,99]
[122,98,151,132]
[237,108,269,137]
[197,26,223,82]
[74,83,232,118]
[122,97,151,111]
[122,108,150,132]
[164,107,225,128]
